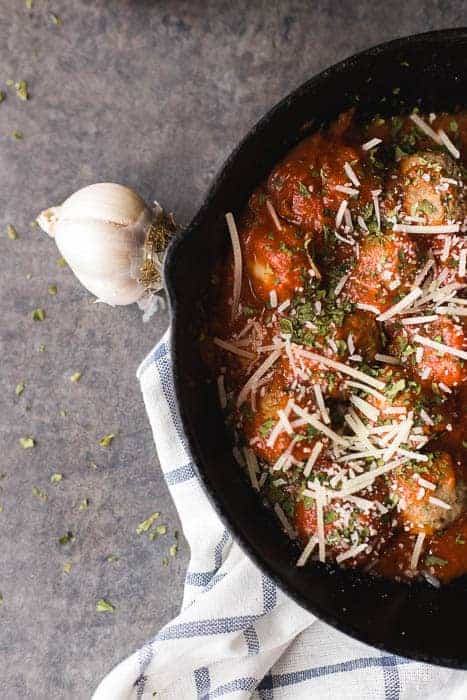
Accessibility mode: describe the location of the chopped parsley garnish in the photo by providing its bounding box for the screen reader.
[425,555,448,567]
[99,433,115,448]
[15,80,29,101]
[59,531,74,545]
[259,419,274,437]
[51,473,63,484]
[136,512,160,534]
[6,224,17,239]
[106,554,120,563]
[416,199,437,216]
[324,510,338,524]
[32,486,48,501]
[96,599,115,613]
[385,378,406,401]
[31,308,45,321]
[298,181,310,197]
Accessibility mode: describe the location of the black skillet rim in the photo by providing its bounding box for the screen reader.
[163,28,467,668]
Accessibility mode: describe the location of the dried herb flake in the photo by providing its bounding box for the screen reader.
[15,80,29,101]
[99,433,115,448]
[32,486,48,501]
[32,308,45,321]
[136,512,160,534]
[96,598,115,613]
[6,224,17,240]
[20,436,35,449]
[59,531,74,545]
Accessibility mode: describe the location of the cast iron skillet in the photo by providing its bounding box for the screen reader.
[164,29,467,667]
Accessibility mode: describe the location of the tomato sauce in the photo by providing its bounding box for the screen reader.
[204,109,467,585]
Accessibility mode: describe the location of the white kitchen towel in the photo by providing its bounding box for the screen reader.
[93,331,467,700]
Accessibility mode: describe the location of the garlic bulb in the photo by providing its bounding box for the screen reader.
[37,182,175,307]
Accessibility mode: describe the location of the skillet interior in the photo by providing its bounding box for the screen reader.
[164,29,467,667]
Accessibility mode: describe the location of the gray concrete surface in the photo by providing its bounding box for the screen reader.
[0,1,465,697]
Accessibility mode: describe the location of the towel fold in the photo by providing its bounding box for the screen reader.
[93,331,467,699]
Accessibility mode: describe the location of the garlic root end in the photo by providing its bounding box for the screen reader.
[36,206,61,237]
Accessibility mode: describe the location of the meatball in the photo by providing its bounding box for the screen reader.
[279,309,381,401]
[343,232,422,312]
[242,219,309,303]
[243,369,325,466]
[389,316,467,387]
[361,365,453,440]
[267,115,377,230]
[294,478,392,567]
[390,452,466,535]
[268,157,324,228]
[398,151,465,225]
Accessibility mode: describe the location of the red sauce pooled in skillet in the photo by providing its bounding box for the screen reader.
[204,109,467,585]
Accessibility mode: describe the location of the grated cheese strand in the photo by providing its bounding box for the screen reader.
[296,535,318,567]
[409,112,441,144]
[413,334,467,361]
[303,441,324,477]
[296,347,386,390]
[266,199,282,231]
[214,337,256,360]
[410,532,426,570]
[377,287,422,321]
[237,349,282,406]
[393,223,460,234]
[225,213,243,319]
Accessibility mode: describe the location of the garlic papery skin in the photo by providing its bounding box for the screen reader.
[37,183,173,307]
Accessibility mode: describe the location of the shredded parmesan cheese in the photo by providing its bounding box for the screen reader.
[303,441,324,477]
[410,532,426,570]
[437,128,460,159]
[243,448,259,491]
[393,223,460,234]
[295,347,386,390]
[213,337,256,360]
[335,184,359,196]
[413,334,467,360]
[401,315,438,325]
[409,112,441,144]
[274,503,297,539]
[349,394,380,422]
[266,199,282,231]
[296,535,318,567]
[335,200,348,228]
[336,543,367,564]
[313,383,330,424]
[428,496,452,510]
[362,137,382,151]
[225,212,242,319]
[237,348,282,407]
[344,161,360,188]
[377,287,422,321]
